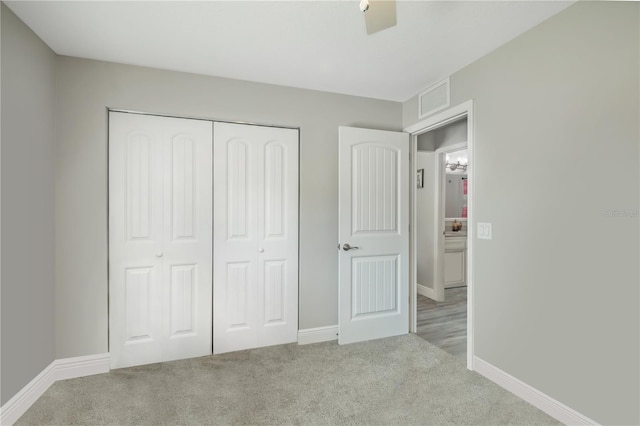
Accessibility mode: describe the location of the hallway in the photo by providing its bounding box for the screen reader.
[416,287,467,361]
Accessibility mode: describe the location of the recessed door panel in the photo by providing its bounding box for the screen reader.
[264,260,286,324]
[171,136,195,240]
[126,134,153,240]
[227,262,251,328]
[125,267,155,341]
[352,144,398,235]
[169,264,196,336]
[264,142,286,239]
[227,140,250,240]
[351,255,398,318]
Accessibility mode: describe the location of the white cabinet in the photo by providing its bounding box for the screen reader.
[444,237,466,288]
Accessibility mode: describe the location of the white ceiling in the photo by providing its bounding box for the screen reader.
[6,1,575,102]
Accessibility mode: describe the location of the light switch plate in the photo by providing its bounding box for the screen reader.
[478,223,492,240]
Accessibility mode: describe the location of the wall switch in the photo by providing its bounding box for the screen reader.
[478,223,492,240]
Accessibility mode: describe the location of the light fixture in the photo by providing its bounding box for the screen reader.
[445,161,468,172]
[359,0,370,13]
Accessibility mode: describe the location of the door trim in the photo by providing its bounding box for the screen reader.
[404,100,475,371]
[435,142,468,300]
[107,107,300,131]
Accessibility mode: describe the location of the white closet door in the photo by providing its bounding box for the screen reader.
[214,122,298,354]
[109,112,212,369]
[109,113,164,368]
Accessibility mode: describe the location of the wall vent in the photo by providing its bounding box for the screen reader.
[418,78,450,119]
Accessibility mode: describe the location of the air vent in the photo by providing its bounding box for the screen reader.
[418,78,450,119]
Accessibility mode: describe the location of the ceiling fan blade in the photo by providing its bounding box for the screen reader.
[364,0,397,35]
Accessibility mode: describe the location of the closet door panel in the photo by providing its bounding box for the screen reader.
[110,114,164,368]
[258,134,299,347]
[214,122,298,354]
[213,124,260,354]
[109,112,212,368]
[162,120,213,362]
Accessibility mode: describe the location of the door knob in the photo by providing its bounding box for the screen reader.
[258,248,265,253]
[342,243,359,251]
[155,252,163,258]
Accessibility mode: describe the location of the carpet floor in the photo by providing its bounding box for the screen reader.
[17,334,559,425]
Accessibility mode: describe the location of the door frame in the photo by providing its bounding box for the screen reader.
[404,100,475,370]
[435,142,468,299]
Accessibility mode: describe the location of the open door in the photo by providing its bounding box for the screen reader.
[338,126,409,345]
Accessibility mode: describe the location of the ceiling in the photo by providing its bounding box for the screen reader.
[6,1,575,102]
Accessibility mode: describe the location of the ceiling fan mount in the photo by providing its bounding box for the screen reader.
[360,0,397,35]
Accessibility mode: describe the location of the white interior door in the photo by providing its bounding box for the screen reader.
[338,126,409,345]
[213,122,298,354]
[109,112,212,369]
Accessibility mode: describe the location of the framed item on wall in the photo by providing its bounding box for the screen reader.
[417,169,424,188]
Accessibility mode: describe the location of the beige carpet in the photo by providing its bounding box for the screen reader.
[17,334,559,425]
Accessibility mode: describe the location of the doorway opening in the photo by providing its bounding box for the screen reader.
[405,101,474,370]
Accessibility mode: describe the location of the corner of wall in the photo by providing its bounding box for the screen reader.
[1,2,57,406]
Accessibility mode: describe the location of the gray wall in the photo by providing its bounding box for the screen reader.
[416,152,436,289]
[405,2,639,424]
[54,57,401,358]
[1,4,56,405]
[417,119,467,151]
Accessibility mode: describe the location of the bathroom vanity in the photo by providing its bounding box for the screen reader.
[444,221,467,288]
[443,155,468,288]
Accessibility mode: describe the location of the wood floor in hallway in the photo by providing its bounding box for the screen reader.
[416,287,467,361]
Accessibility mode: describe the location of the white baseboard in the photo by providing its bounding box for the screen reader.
[473,356,599,426]
[297,325,339,345]
[1,350,600,425]
[54,353,110,382]
[0,353,110,425]
[0,361,56,426]
[417,283,435,299]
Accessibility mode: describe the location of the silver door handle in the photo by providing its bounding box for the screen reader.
[155,252,163,258]
[342,243,359,251]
